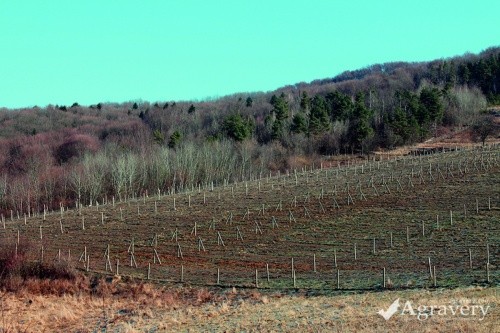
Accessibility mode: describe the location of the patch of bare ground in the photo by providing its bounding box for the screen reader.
[0,282,498,332]
[375,126,500,157]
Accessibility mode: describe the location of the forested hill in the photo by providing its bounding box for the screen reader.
[0,47,499,215]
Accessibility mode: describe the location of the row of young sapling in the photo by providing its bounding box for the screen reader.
[0,145,498,289]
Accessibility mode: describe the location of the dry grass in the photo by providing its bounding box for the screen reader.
[0,283,497,332]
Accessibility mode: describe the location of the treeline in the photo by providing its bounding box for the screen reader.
[0,47,498,215]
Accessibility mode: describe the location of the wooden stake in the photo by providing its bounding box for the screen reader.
[354,243,357,260]
[486,243,490,265]
[428,257,432,277]
[255,269,259,288]
[181,265,184,282]
[177,244,183,259]
[147,263,151,280]
[334,249,337,267]
[217,268,220,285]
[383,267,386,288]
[336,269,340,289]
[154,248,162,264]
[433,266,436,287]
[266,263,270,282]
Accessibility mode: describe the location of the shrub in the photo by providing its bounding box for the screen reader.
[0,238,76,292]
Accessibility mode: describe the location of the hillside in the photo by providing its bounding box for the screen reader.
[0,47,499,215]
[0,143,498,331]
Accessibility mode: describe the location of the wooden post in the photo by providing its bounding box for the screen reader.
[334,249,338,267]
[354,243,357,260]
[116,259,119,275]
[433,266,436,287]
[383,267,386,288]
[173,197,176,211]
[406,226,409,244]
[255,269,259,288]
[313,254,317,273]
[428,257,432,277]
[476,198,479,214]
[147,263,151,280]
[450,210,453,225]
[217,268,220,285]
[373,238,376,255]
[422,221,425,237]
[266,263,270,282]
[486,244,490,265]
[390,232,393,248]
[181,265,184,282]
[488,197,491,210]
[436,215,439,230]
[487,263,490,283]
[336,269,340,289]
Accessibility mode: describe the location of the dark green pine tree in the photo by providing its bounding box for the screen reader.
[308,95,330,135]
[300,91,311,112]
[290,113,308,134]
[348,93,373,149]
[222,114,253,141]
[417,87,443,125]
[270,93,289,122]
[246,96,253,107]
[325,91,353,121]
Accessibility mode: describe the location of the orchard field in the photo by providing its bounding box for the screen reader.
[2,145,499,291]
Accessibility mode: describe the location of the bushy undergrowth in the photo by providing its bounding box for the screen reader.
[0,238,76,292]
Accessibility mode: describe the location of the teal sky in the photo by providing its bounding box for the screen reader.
[1,1,499,109]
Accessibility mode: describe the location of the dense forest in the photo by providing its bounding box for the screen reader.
[0,47,499,215]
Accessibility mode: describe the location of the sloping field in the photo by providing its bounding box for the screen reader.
[3,145,498,291]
